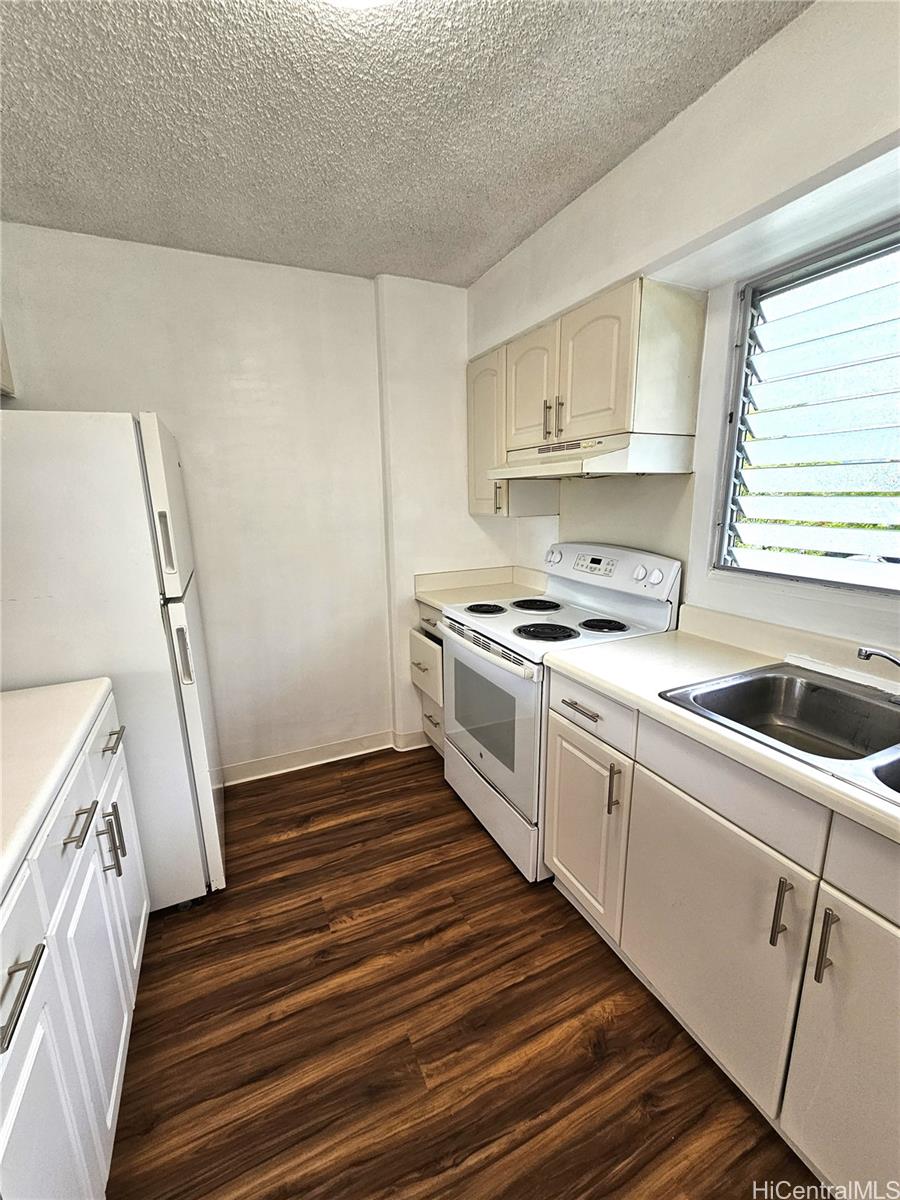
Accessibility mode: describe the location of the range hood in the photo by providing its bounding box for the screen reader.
[487,433,694,480]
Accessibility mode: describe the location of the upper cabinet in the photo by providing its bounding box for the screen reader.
[505,320,560,450]
[557,281,641,441]
[467,348,508,516]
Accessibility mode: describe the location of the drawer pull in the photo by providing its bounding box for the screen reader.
[424,713,440,729]
[768,877,794,946]
[102,725,126,756]
[813,908,840,982]
[98,817,123,877]
[561,698,600,723]
[1,943,45,1054]
[412,661,429,673]
[104,801,127,858]
[421,617,438,628]
[606,764,621,815]
[63,800,99,849]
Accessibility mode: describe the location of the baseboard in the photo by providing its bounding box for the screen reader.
[223,728,433,785]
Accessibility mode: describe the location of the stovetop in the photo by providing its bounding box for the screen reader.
[439,543,681,664]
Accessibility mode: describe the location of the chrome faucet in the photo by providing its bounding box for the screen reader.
[858,646,900,673]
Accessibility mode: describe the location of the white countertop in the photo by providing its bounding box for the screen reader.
[545,632,900,845]
[1,678,111,897]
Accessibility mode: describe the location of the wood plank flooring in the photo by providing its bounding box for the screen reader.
[108,747,814,1200]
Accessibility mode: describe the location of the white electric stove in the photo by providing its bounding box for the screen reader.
[438,543,681,881]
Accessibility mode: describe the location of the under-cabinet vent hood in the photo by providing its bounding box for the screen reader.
[487,433,694,480]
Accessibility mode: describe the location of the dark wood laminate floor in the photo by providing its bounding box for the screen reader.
[108,747,813,1200]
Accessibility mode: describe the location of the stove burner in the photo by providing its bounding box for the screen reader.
[513,623,580,642]
[511,598,562,612]
[465,603,506,615]
[580,618,629,633]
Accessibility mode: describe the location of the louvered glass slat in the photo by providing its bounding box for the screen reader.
[746,394,900,440]
[753,282,900,352]
[748,318,900,383]
[742,427,900,468]
[739,461,900,493]
[748,357,900,410]
[734,522,900,557]
[731,548,900,589]
[736,495,900,525]
[721,238,900,592]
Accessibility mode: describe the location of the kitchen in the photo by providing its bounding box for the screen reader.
[0,2,898,1198]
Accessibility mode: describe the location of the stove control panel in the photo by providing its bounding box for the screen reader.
[574,552,617,578]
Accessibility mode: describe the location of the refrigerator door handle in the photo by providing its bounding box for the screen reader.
[175,625,195,685]
[157,510,177,574]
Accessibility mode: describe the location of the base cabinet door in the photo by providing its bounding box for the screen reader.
[557,281,641,440]
[505,320,559,450]
[467,348,508,516]
[621,766,818,1118]
[48,820,133,1172]
[100,758,150,998]
[780,884,900,1190]
[544,712,633,943]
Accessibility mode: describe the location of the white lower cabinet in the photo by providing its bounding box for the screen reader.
[544,711,633,942]
[621,765,818,1118]
[101,759,150,997]
[780,884,900,1189]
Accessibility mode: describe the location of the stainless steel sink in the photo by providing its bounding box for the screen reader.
[661,664,900,803]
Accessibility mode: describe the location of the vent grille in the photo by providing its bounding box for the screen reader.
[448,620,526,667]
[537,440,585,455]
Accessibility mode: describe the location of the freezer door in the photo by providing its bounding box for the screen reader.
[139,412,196,599]
[166,581,226,891]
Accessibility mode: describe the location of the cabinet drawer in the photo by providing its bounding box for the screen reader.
[417,603,442,635]
[409,628,443,706]
[420,699,443,748]
[0,865,45,1043]
[85,691,124,795]
[548,672,636,755]
[824,815,900,926]
[28,753,97,923]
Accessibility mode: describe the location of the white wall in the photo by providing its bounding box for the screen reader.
[374,274,557,740]
[468,1,899,355]
[1,222,394,776]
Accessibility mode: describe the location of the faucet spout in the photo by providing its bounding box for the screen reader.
[858,646,900,672]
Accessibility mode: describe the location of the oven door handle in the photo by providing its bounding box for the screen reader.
[438,622,537,681]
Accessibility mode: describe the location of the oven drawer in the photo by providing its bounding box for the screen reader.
[409,628,443,706]
[548,672,637,756]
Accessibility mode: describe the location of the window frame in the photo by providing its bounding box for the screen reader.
[713,222,900,598]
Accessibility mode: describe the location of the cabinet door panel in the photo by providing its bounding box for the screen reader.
[621,766,817,1118]
[558,282,640,439]
[50,828,132,1169]
[467,349,507,516]
[101,759,149,998]
[544,712,633,942]
[506,321,559,450]
[781,884,900,1189]
[0,953,99,1200]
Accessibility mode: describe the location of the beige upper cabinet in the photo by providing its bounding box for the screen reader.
[505,320,560,450]
[557,280,641,441]
[467,347,508,516]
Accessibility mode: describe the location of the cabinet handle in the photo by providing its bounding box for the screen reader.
[63,800,99,848]
[606,764,621,815]
[421,617,438,628]
[493,481,503,514]
[104,800,127,858]
[0,942,45,1054]
[561,698,600,723]
[423,713,440,729]
[412,661,429,673]
[102,725,126,756]
[99,816,123,877]
[813,908,840,983]
[555,395,564,438]
[542,400,552,439]
[768,876,794,946]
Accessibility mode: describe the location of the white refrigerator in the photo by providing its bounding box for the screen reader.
[0,410,226,910]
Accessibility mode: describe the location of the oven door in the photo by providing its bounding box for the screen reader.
[440,623,542,823]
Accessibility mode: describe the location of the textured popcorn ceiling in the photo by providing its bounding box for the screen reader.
[1,0,810,285]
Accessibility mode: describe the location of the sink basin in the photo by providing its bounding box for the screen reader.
[661,664,900,785]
